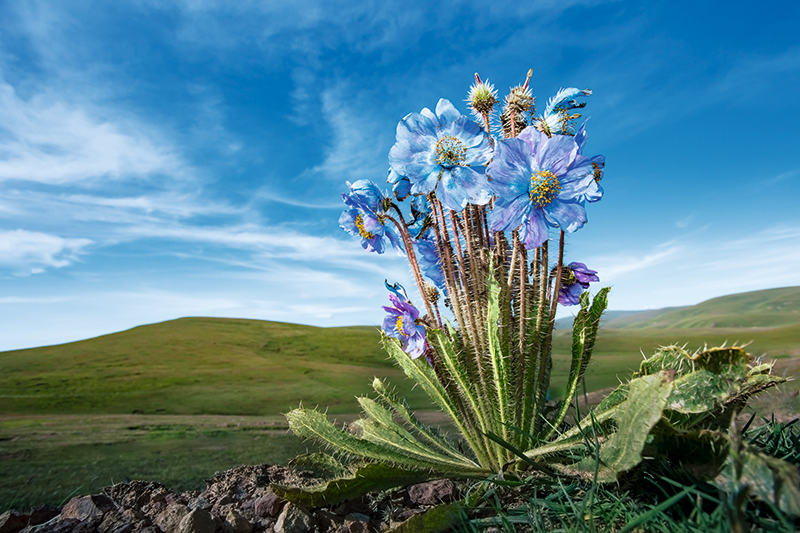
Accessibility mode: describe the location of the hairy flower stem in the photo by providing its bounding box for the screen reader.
[517,232,527,383]
[526,241,550,437]
[383,214,436,325]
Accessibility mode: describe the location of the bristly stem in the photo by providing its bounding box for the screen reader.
[382,213,436,323]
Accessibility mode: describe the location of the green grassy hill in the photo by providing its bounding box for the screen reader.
[604,286,800,329]
[0,317,434,417]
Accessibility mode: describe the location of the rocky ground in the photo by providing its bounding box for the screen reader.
[0,464,469,533]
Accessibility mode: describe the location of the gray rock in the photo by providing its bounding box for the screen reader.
[407,479,458,505]
[154,503,189,533]
[60,495,117,523]
[176,509,215,533]
[0,511,28,533]
[253,491,282,518]
[223,509,251,533]
[272,503,314,533]
[98,513,132,533]
[340,513,370,533]
[27,507,60,527]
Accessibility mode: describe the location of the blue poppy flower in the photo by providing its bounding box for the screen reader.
[387,169,412,201]
[388,99,493,212]
[414,232,446,290]
[486,126,602,249]
[382,293,427,358]
[535,87,592,136]
[557,262,599,306]
[339,181,404,255]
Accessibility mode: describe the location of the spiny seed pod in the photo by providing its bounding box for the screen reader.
[467,73,498,118]
[423,282,440,304]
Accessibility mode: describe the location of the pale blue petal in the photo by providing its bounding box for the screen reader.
[546,199,588,233]
[435,98,461,125]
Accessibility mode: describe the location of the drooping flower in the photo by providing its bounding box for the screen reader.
[387,169,412,201]
[572,121,605,203]
[414,232,446,290]
[382,293,427,358]
[534,88,592,137]
[339,181,404,255]
[388,99,493,212]
[557,262,599,306]
[486,126,602,249]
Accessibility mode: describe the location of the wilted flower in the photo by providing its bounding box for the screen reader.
[534,88,592,137]
[414,232,446,290]
[339,181,404,255]
[382,293,427,358]
[388,99,493,212]
[387,169,412,201]
[557,262,599,305]
[486,127,602,249]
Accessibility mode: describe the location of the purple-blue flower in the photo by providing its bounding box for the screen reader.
[486,126,602,249]
[339,181,404,255]
[382,293,427,358]
[387,169,412,201]
[558,262,599,306]
[414,232,446,290]
[388,99,493,212]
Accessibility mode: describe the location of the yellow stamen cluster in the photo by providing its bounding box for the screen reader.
[355,214,375,239]
[529,170,562,208]
[396,316,409,337]
[435,135,467,168]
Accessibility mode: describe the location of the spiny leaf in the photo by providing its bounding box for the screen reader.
[385,502,465,533]
[286,407,482,474]
[566,370,675,482]
[546,287,609,439]
[271,462,436,507]
[371,378,470,463]
[714,442,800,517]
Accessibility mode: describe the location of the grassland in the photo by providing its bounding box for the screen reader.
[2,287,800,512]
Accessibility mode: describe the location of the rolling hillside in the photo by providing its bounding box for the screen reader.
[0,317,433,416]
[603,286,800,329]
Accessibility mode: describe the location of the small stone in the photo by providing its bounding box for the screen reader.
[341,513,370,533]
[176,509,215,533]
[0,511,28,533]
[224,510,251,533]
[272,503,314,533]
[60,495,117,523]
[154,503,189,533]
[312,511,341,532]
[407,479,458,505]
[28,507,60,527]
[253,492,282,518]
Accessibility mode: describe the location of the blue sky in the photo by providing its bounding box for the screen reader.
[1,0,799,351]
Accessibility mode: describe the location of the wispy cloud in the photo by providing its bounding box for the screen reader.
[0,229,92,274]
[0,81,184,184]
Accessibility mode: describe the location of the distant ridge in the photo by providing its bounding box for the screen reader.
[556,286,800,330]
[606,286,800,329]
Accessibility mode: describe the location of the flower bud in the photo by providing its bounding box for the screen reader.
[467,73,498,118]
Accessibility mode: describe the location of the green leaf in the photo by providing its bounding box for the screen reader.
[271,462,436,507]
[385,502,465,533]
[287,452,352,480]
[546,287,610,440]
[371,378,470,463]
[486,270,513,447]
[286,407,483,474]
[714,443,800,517]
[566,370,675,483]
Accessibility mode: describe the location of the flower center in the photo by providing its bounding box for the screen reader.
[355,214,375,239]
[396,316,409,337]
[435,135,467,168]
[529,170,562,208]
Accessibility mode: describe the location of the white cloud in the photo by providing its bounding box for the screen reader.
[585,225,800,312]
[0,229,92,274]
[0,82,183,184]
